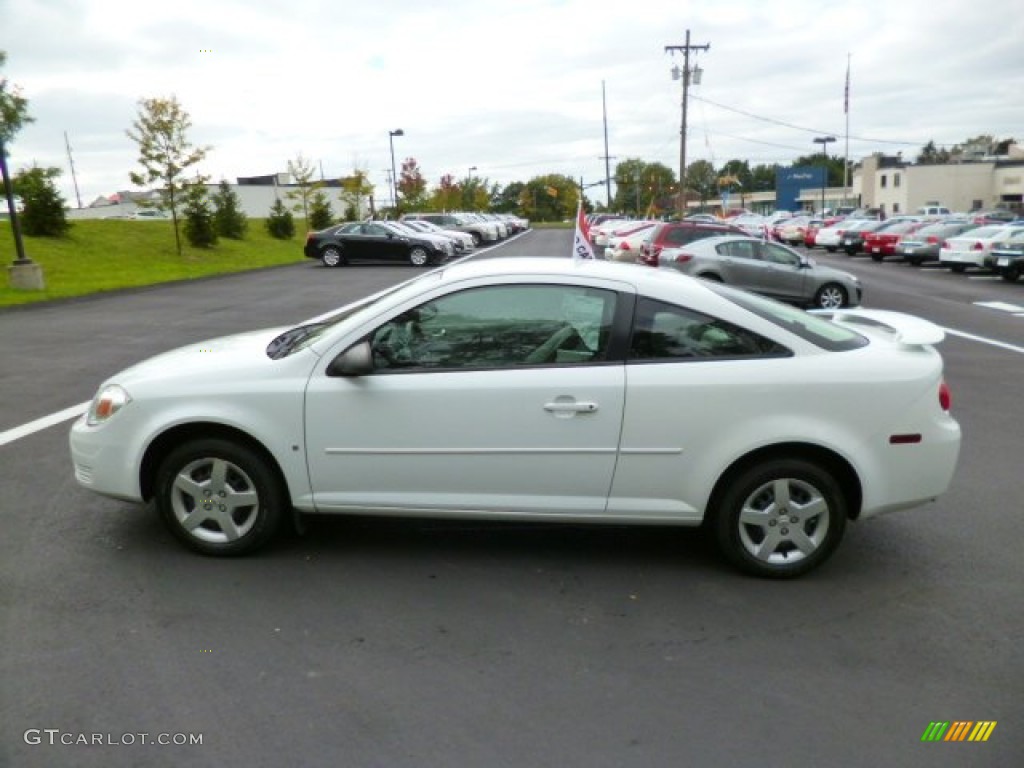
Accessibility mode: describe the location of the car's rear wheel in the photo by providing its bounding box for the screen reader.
[320,245,345,267]
[154,439,286,556]
[470,232,482,247]
[713,459,847,578]
[870,253,884,262]
[813,283,847,309]
[1000,265,1020,282]
[825,246,837,253]
[408,246,430,267]
[697,273,723,282]
[949,264,967,273]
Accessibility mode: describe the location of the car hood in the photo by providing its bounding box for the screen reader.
[108,327,295,387]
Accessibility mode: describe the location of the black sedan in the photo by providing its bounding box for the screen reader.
[838,219,885,255]
[304,221,451,268]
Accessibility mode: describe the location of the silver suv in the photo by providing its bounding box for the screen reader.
[402,213,498,247]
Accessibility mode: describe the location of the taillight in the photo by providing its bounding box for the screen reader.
[941,240,949,248]
[621,241,631,250]
[972,242,984,251]
[926,236,938,244]
[674,253,693,263]
[939,379,952,412]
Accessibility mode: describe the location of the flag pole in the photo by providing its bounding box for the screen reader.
[844,53,851,208]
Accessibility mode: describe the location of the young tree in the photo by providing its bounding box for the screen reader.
[266,198,295,239]
[339,170,373,221]
[182,182,217,248]
[397,157,427,212]
[126,95,210,256]
[308,190,334,230]
[13,165,70,237]
[2,50,38,269]
[212,179,247,239]
[431,174,461,212]
[286,153,320,229]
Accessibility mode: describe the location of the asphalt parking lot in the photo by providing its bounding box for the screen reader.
[2,228,1022,767]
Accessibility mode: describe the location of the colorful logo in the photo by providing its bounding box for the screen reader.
[921,721,996,742]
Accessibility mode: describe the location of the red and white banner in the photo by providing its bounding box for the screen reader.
[572,200,595,260]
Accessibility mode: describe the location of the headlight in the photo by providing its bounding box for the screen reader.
[86,385,132,426]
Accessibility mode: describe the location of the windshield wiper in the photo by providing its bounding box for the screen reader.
[266,322,328,359]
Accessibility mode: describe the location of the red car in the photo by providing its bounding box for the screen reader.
[862,219,926,261]
[639,221,746,266]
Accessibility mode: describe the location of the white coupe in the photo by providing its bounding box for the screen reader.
[70,258,961,577]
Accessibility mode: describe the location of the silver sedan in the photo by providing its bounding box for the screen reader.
[657,235,862,309]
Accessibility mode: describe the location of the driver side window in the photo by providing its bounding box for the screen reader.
[369,284,618,372]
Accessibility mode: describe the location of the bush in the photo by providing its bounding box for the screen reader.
[182,183,218,248]
[266,198,295,239]
[212,179,248,239]
[308,190,334,230]
[13,165,70,237]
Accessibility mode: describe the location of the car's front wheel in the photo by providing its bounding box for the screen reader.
[154,439,286,556]
[713,459,847,578]
[949,264,967,273]
[408,246,430,267]
[813,283,847,309]
[1000,264,1020,282]
[320,245,345,267]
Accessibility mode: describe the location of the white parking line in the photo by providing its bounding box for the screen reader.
[0,402,89,447]
[942,328,1024,355]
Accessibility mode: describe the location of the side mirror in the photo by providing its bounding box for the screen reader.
[326,341,374,377]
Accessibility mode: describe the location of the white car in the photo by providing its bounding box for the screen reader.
[605,223,657,263]
[402,219,475,253]
[69,258,961,578]
[939,224,1024,272]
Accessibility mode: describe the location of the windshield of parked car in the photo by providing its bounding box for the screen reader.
[266,271,445,358]
[702,282,868,352]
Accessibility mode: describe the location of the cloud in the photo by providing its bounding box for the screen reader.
[4,0,1022,207]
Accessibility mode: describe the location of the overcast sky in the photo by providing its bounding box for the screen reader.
[3,0,1022,207]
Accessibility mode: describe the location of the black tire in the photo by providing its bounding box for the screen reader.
[712,458,847,578]
[408,246,430,267]
[907,257,923,267]
[320,245,345,268]
[1000,265,1021,282]
[813,282,847,309]
[843,247,857,256]
[154,438,286,556]
[870,253,884,262]
[949,264,967,274]
[469,231,483,247]
[825,246,837,253]
[697,273,723,282]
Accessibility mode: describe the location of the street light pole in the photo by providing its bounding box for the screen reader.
[813,135,836,214]
[388,128,404,215]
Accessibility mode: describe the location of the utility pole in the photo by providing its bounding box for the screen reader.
[665,30,709,218]
[64,131,83,209]
[600,81,615,210]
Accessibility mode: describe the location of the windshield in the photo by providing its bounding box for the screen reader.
[265,270,445,358]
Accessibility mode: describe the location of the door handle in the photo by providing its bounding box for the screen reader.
[544,401,598,414]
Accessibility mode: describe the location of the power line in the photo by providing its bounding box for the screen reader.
[691,94,921,147]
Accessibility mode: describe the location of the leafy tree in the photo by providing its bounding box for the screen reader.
[182,182,217,248]
[612,159,675,216]
[211,179,247,239]
[13,165,69,236]
[917,140,951,165]
[397,157,427,212]
[126,95,210,256]
[308,189,333,230]
[266,197,295,239]
[491,182,524,214]
[1,51,33,144]
[286,153,320,229]
[749,163,778,192]
[684,159,718,209]
[519,175,579,222]
[339,170,373,221]
[430,174,461,212]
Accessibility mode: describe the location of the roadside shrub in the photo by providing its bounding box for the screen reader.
[308,190,334,231]
[13,165,70,237]
[182,182,218,248]
[266,198,295,239]
[212,179,248,239]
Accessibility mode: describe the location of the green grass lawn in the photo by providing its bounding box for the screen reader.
[0,219,307,307]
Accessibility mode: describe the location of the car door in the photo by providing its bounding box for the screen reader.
[754,241,806,301]
[303,282,627,517]
[714,240,765,289]
[362,222,405,261]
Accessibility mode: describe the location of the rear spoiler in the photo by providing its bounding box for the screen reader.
[809,308,945,345]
